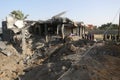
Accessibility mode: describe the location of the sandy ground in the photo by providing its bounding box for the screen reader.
[0,43,25,80]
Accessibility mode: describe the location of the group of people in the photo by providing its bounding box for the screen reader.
[82,33,94,41]
[103,34,119,41]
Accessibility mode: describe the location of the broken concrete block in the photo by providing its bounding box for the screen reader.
[80,47,86,52]
[68,44,78,52]
[62,66,66,70]
[0,49,12,56]
[36,43,44,49]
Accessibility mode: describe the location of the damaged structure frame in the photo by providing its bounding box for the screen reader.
[2,12,85,54]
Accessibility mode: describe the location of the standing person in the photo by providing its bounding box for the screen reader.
[113,35,115,41]
[111,34,113,41]
[87,32,91,40]
[116,35,119,41]
[82,34,85,39]
[107,34,110,40]
[91,33,94,41]
[103,34,106,41]
[85,33,87,39]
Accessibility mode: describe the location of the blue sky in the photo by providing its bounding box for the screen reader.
[0,0,120,26]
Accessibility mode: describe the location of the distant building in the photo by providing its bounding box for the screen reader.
[86,24,96,30]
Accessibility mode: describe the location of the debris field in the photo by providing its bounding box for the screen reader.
[0,40,120,80]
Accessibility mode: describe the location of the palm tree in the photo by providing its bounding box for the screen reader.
[10,10,28,20]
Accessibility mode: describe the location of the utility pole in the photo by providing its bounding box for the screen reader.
[118,13,120,40]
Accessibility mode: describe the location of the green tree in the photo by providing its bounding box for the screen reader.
[98,22,119,30]
[10,10,28,20]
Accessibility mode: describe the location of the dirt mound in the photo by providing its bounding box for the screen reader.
[19,42,120,80]
[0,44,24,80]
[58,55,120,80]
[0,40,120,80]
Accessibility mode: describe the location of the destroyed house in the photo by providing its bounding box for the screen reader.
[1,15,85,54]
[2,18,85,42]
[27,18,85,42]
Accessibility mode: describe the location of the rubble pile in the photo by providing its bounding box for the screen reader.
[0,40,120,80]
[0,41,24,80]
[18,40,120,80]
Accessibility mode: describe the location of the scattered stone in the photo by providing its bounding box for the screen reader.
[68,44,78,52]
[0,71,5,78]
[0,49,12,56]
[80,47,86,52]
[62,66,66,70]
